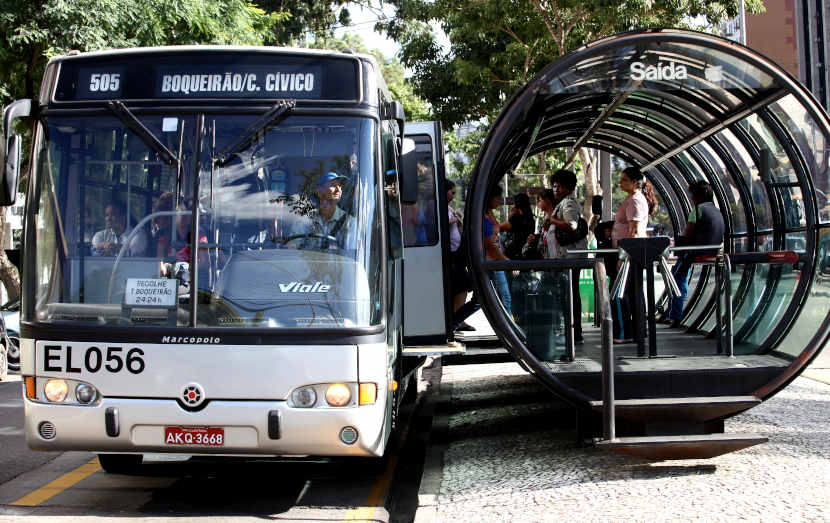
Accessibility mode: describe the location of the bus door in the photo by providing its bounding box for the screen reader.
[402,122,452,345]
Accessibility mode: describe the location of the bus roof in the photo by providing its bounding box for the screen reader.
[47,45,380,66]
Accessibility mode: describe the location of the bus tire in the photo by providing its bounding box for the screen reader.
[97,454,142,474]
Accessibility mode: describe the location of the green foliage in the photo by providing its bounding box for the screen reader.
[254,0,347,46]
[310,33,432,122]
[0,0,277,103]
[383,0,766,129]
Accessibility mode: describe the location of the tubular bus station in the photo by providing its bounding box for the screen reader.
[465,29,830,459]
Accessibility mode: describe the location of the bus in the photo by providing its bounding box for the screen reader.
[0,46,449,472]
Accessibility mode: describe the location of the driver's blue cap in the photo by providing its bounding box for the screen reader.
[317,172,347,186]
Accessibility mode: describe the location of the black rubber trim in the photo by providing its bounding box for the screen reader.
[268,410,282,440]
[105,407,119,437]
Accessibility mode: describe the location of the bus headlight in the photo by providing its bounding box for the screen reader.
[359,383,377,405]
[44,379,69,403]
[325,383,351,407]
[75,383,98,404]
[291,387,317,408]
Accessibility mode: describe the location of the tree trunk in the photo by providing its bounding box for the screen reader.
[0,212,20,303]
[579,148,598,241]
[537,151,548,187]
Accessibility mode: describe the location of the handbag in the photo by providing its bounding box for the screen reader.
[554,216,588,246]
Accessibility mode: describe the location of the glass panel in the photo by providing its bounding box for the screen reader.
[674,151,705,181]
[738,113,797,183]
[777,186,807,230]
[779,228,830,357]
[402,135,439,247]
[33,113,382,329]
[682,265,717,326]
[717,128,773,233]
[739,262,800,351]
[694,140,746,234]
[510,270,567,362]
[767,95,830,223]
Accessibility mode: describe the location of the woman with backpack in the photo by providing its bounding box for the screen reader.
[547,169,588,346]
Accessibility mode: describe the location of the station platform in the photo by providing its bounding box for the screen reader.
[414,355,830,522]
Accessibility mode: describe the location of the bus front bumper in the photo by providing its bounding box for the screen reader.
[24,397,387,457]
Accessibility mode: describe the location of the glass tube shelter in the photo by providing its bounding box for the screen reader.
[466,29,830,407]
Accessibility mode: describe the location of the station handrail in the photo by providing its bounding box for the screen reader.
[481,258,595,271]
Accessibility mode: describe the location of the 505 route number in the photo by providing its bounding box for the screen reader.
[44,345,145,374]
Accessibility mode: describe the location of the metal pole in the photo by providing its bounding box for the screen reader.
[725,254,734,357]
[634,262,645,357]
[715,258,724,354]
[646,262,657,357]
[565,269,574,361]
[739,0,747,45]
[594,260,615,441]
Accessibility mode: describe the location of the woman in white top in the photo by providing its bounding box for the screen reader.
[611,166,657,344]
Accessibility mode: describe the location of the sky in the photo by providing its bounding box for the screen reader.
[332,3,450,60]
[332,4,400,57]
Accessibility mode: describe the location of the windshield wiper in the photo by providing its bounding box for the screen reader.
[214,99,295,167]
[106,100,179,167]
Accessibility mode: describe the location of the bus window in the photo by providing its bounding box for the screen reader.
[402,135,438,247]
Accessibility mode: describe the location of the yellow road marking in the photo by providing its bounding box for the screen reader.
[342,453,399,522]
[10,458,101,506]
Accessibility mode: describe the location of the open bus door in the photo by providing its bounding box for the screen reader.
[401,122,460,355]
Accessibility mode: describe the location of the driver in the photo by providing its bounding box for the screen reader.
[287,172,356,251]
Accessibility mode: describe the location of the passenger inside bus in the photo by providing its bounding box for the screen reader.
[91,202,148,257]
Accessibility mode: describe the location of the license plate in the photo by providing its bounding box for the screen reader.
[164,426,224,446]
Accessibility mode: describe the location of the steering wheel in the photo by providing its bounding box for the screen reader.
[282,233,338,248]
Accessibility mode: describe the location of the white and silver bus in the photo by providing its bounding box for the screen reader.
[0,46,451,472]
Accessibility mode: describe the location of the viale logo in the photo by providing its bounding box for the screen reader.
[629,61,688,81]
[278,281,331,293]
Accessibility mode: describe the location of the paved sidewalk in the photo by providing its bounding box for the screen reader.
[416,360,830,522]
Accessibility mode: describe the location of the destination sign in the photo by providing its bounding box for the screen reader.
[53,52,359,102]
[155,65,323,99]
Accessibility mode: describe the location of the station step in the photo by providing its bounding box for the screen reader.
[402,343,465,357]
[588,396,760,421]
[596,433,768,460]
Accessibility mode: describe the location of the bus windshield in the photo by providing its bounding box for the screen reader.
[32,112,382,329]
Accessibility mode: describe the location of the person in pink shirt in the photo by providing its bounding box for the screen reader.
[611,166,657,343]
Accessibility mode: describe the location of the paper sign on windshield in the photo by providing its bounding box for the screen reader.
[125,278,176,307]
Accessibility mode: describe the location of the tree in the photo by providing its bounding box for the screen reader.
[0,0,279,300]
[254,0,349,46]
[383,0,765,226]
[311,32,431,121]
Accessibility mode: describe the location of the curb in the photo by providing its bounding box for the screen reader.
[412,358,451,523]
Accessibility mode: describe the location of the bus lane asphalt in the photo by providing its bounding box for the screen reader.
[0,373,432,522]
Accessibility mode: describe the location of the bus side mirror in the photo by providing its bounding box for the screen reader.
[1,135,21,206]
[1,99,33,206]
[400,138,418,204]
[384,101,406,135]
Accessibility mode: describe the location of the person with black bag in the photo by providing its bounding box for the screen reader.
[446,180,479,332]
[500,193,535,323]
[548,169,588,345]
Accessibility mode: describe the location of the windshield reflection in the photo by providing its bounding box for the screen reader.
[33,113,381,329]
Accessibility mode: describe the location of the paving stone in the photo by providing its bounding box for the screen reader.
[429,364,830,522]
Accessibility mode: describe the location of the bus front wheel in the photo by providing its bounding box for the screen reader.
[98,454,142,474]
